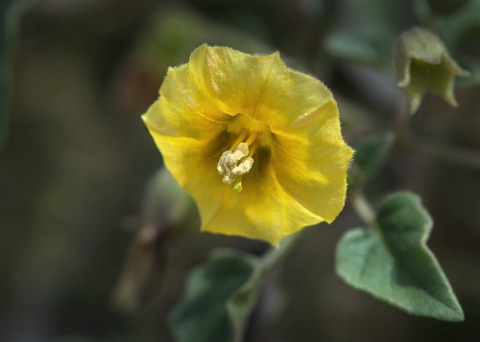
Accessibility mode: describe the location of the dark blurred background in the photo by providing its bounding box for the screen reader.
[1,0,479,341]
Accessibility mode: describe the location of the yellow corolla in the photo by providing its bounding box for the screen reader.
[142,44,353,246]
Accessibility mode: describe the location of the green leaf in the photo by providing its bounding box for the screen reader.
[0,0,36,150]
[169,249,259,342]
[325,33,386,66]
[336,191,464,321]
[0,1,14,150]
[434,0,480,50]
[227,262,262,342]
[139,9,269,78]
[324,0,412,68]
[354,132,395,181]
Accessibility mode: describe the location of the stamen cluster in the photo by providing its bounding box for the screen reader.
[217,142,254,187]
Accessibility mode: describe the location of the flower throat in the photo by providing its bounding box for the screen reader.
[216,131,259,192]
[217,113,271,192]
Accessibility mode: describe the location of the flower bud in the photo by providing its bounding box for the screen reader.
[395,27,470,113]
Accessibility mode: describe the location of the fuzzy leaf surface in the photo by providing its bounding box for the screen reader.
[336,192,464,321]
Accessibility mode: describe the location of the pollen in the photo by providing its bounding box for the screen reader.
[217,142,254,187]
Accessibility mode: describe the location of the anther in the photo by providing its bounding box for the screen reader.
[217,142,254,189]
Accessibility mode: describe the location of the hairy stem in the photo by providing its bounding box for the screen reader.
[260,231,302,276]
[352,191,376,224]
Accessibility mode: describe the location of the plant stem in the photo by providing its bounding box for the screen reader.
[231,232,302,342]
[261,189,377,276]
[352,191,376,224]
[260,231,302,276]
[418,140,480,170]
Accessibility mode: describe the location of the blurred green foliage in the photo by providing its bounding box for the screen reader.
[352,132,395,185]
[169,250,256,342]
[0,0,20,150]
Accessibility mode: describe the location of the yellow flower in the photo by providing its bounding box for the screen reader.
[142,44,353,246]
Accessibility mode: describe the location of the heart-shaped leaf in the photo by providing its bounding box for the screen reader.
[169,249,259,342]
[336,191,464,321]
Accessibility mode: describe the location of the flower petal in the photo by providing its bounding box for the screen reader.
[187,148,323,246]
[142,60,231,141]
[273,100,354,222]
[146,126,321,245]
[187,44,284,117]
[254,64,336,132]
[187,45,335,133]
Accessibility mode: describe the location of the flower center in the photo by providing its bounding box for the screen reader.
[217,131,259,192]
